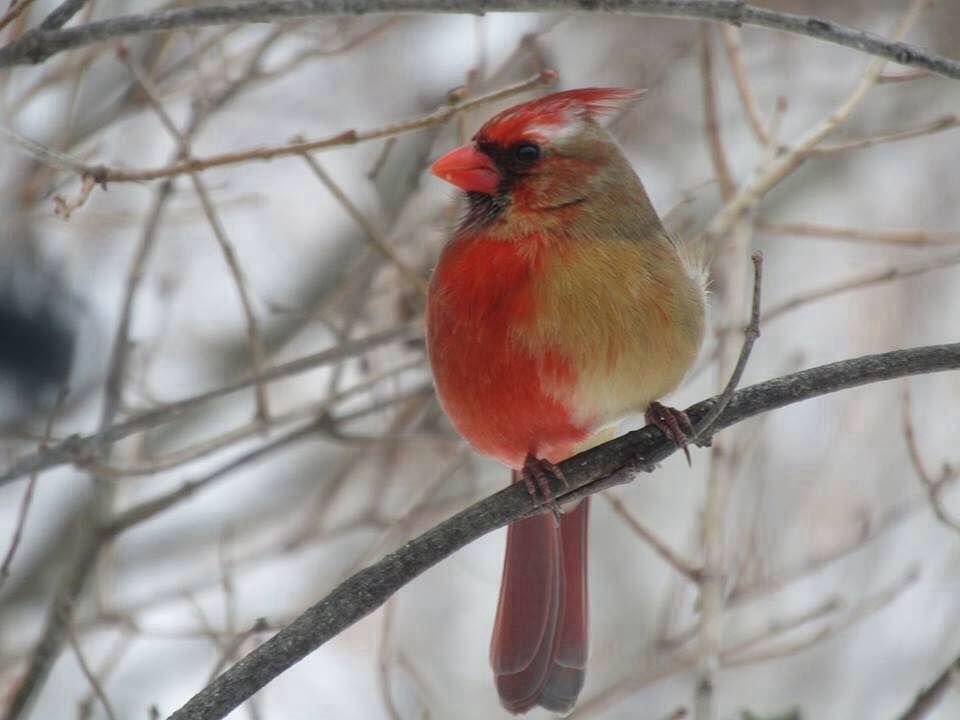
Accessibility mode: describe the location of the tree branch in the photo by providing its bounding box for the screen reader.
[0,321,420,488]
[166,342,960,720]
[1,1,959,81]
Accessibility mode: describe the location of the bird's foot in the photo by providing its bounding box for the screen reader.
[521,453,568,526]
[645,401,694,466]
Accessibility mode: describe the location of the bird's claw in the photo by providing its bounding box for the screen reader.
[645,401,694,466]
[521,454,568,526]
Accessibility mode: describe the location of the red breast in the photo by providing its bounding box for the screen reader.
[426,231,590,467]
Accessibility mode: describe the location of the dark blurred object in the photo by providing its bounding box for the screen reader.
[0,263,81,423]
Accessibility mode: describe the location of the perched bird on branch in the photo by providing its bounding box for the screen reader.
[427,87,706,714]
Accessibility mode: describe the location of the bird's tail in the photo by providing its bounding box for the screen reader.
[491,471,589,714]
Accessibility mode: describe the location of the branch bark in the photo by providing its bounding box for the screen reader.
[165,342,960,720]
[1,1,959,81]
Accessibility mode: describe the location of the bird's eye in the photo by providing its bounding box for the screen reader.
[512,142,541,164]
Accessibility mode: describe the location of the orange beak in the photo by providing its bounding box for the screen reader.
[431,145,500,195]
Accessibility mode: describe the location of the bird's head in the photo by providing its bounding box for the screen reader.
[432,87,644,230]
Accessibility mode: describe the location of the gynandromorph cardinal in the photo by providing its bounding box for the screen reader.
[426,88,706,714]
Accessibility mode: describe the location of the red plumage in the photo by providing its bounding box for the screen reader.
[426,233,589,468]
[427,87,705,714]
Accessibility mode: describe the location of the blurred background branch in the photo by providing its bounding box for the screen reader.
[1,2,959,719]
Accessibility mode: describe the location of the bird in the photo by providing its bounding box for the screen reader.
[426,87,706,714]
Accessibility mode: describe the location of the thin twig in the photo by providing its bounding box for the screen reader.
[299,153,427,295]
[77,631,133,720]
[51,172,96,218]
[723,567,919,666]
[571,653,697,720]
[760,251,960,325]
[719,596,843,660]
[207,619,270,684]
[757,219,960,247]
[727,497,929,608]
[0,0,38,33]
[809,113,960,155]
[100,176,172,431]
[699,23,735,201]
[694,220,755,720]
[0,321,420,488]
[189,176,272,421]
[693,251,763,444]
[378,600,403,720]
[878,68,929,83]
[66,623,118,720]
[0,389,66,585]
[91,357,424,478]
[604,494,702,583]
[720,26,770,145]
[104,419,323,535]
[367,137,397,180]
[901,381,960,534]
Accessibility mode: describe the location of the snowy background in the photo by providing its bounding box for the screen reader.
[1,1,959,719]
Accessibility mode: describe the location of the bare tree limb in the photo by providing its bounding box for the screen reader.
[39,0,90,31]
[165,341,960,720]
[1,1,959,82]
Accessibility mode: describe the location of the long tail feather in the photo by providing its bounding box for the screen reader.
[540,498,589,713]
[491,471,589,714]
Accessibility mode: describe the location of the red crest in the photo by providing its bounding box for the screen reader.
[475,87,643,145]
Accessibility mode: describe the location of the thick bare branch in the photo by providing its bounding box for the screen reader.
[1,1,959,82]
[166,342,960,720]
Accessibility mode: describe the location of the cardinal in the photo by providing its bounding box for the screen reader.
[426,88,706,714]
